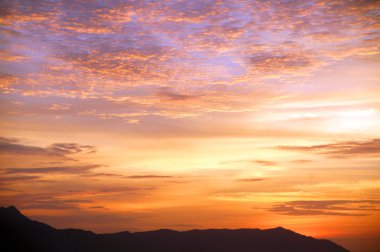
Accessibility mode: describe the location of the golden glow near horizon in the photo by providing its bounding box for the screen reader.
[0,0,379,251]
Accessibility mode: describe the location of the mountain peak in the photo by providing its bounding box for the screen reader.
[270,226,294,232]
[2,205,20,212]
[0,206,28,220]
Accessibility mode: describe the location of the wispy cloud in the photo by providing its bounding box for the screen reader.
[3,164,101,174]
[80,173,175,179]
[0,175,40,182]
[126,175,174,179]
[290,159,313,164]
[0,137,96,158]
[222,159,279,166]
[253,160,279,166]
[80,173,124,178]
[0,193,93,210]
[278,138,380,158]
[269,200,380,216]
[237,178,267,183]
[155,88,198,101]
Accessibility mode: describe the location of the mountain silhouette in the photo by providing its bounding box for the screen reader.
[0,206,349,252]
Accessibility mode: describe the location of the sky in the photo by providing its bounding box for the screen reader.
[0,0,379,251]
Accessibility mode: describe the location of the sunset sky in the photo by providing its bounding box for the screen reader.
[0,0,379,251]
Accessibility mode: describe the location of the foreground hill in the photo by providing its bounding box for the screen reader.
[0,206,349,252]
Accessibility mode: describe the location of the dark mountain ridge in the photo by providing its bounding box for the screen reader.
[0,206,349,252]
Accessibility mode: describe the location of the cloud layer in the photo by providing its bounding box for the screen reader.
[1,0,379,121]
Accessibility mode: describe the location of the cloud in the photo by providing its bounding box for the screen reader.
[0,136,96,158]
[290,159,313,164]
[278,138,380,158]
[269,200,380,216]
[253,160,278,166]
[155,87,198,101]
[89,205,105,209]
[90,186,156,194]
[222,159,279,166]
[48,143,96,155]
[246,51,319,75]
[0,175,40,182]
[126,175,174,179]
[21,201,89,210]
[0,137,53,156]
[0,183,157,211]
[0,72,19,90]
[49,103,71,111]
[8,195,92,210]
[81,173,124,178]
[3,164,101,174]
[0,50,28,61]
[237,178,267,183]
[80,173,175,179]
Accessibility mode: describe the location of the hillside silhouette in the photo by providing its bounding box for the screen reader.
[0,206,349,252]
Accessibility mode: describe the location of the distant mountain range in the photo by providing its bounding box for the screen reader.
[0,206,349,252]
